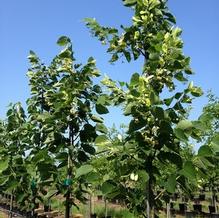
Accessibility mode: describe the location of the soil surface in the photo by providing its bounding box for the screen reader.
[0,209,23,218]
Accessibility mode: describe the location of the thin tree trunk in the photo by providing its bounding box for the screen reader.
[89,193,94,217]
[32,195,36,217]
[8,194,13,218]
[65,126,74,218]
[65,190,71,218]
[212,186,217,213]
[146,156,155,218]
[104,197,108,218]
[146,200,150,218]
[65,153,71,218]
[166,203,170,218]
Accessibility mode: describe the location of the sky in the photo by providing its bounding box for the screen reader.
[0,0,219,127]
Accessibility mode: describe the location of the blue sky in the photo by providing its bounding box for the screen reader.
[0,0,219,127]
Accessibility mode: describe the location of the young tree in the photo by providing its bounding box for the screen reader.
[27,36,106,218]
[0,103,33,215]
[85,0,202,217]
[196,93,219,209]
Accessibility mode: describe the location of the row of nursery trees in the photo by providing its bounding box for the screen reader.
[0,0,219,217]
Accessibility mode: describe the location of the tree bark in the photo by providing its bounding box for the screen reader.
[65,189,71,218]
[104,197,108,218]
[65,126,73,218]
[146,156,155,218]
[8,194,13,218]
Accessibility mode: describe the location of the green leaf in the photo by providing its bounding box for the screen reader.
[173,60,183,69]
[173,102,185,113]
[56,152,68,161]
[95,135,110,146]
[174,92,183,99]
[194,156,215,169]
[86,172,100,183]
[37,163,55,180]
[148,0,160,9]
[129,119,145,133]
[150,91,160,104]
[124,103,134,116]
[124,51,131,62]
[165,12,176,24]
[57,36,71,46]
[165,174,177,193]
[149,53,160,60]
[159,121,172,134]
[210,134,219,152]
[96,104,109,114]
[87,56,96,63]
[130,73,139,86]
[80,124,97,142]
[190,86,203,97]
[152,107,164,120]
[177,120,193,130]
[130,89,140,97]
[84,17,96,24]
[123,0,137,7]
[16,193,26,203]
[180,161,196,181]
[164,97,174,106]
[97,95,110,105]
[110,53,119,62]
[32,149,48,164]
[185,68,193,74]
[44,134,55,145]
[212,134,219,145]
[181,95,192,103]
[59,47,72,58]
[101,181,116,194]
[75,165,93,178]
[91,115,103,123]
[96,123,108,134]
[192,120,208,132]
[0,158,9,173]
[198,145,213,157]
[28,50,38,62]
[137,170,149,186]
[82,144,96,155]
[93,85,102,93]
[174,128,188,142]
[6,179,19,192]
[78,151,89,162]
[158,151,182,168]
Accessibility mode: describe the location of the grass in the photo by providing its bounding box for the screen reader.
[46,191,219,217]
[0,211,8,218]
[93,205,136,218]
[50,197,137,217]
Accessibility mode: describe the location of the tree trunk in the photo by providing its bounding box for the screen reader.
[212,187,217,213]
[104,197,108,218]
[65,126,74,218]
[65,190,71,218]
[146,156,155,218]
[8,194,13,218]
[65,153,72,218]
[166,203,170,218]
[89,193,94,218]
